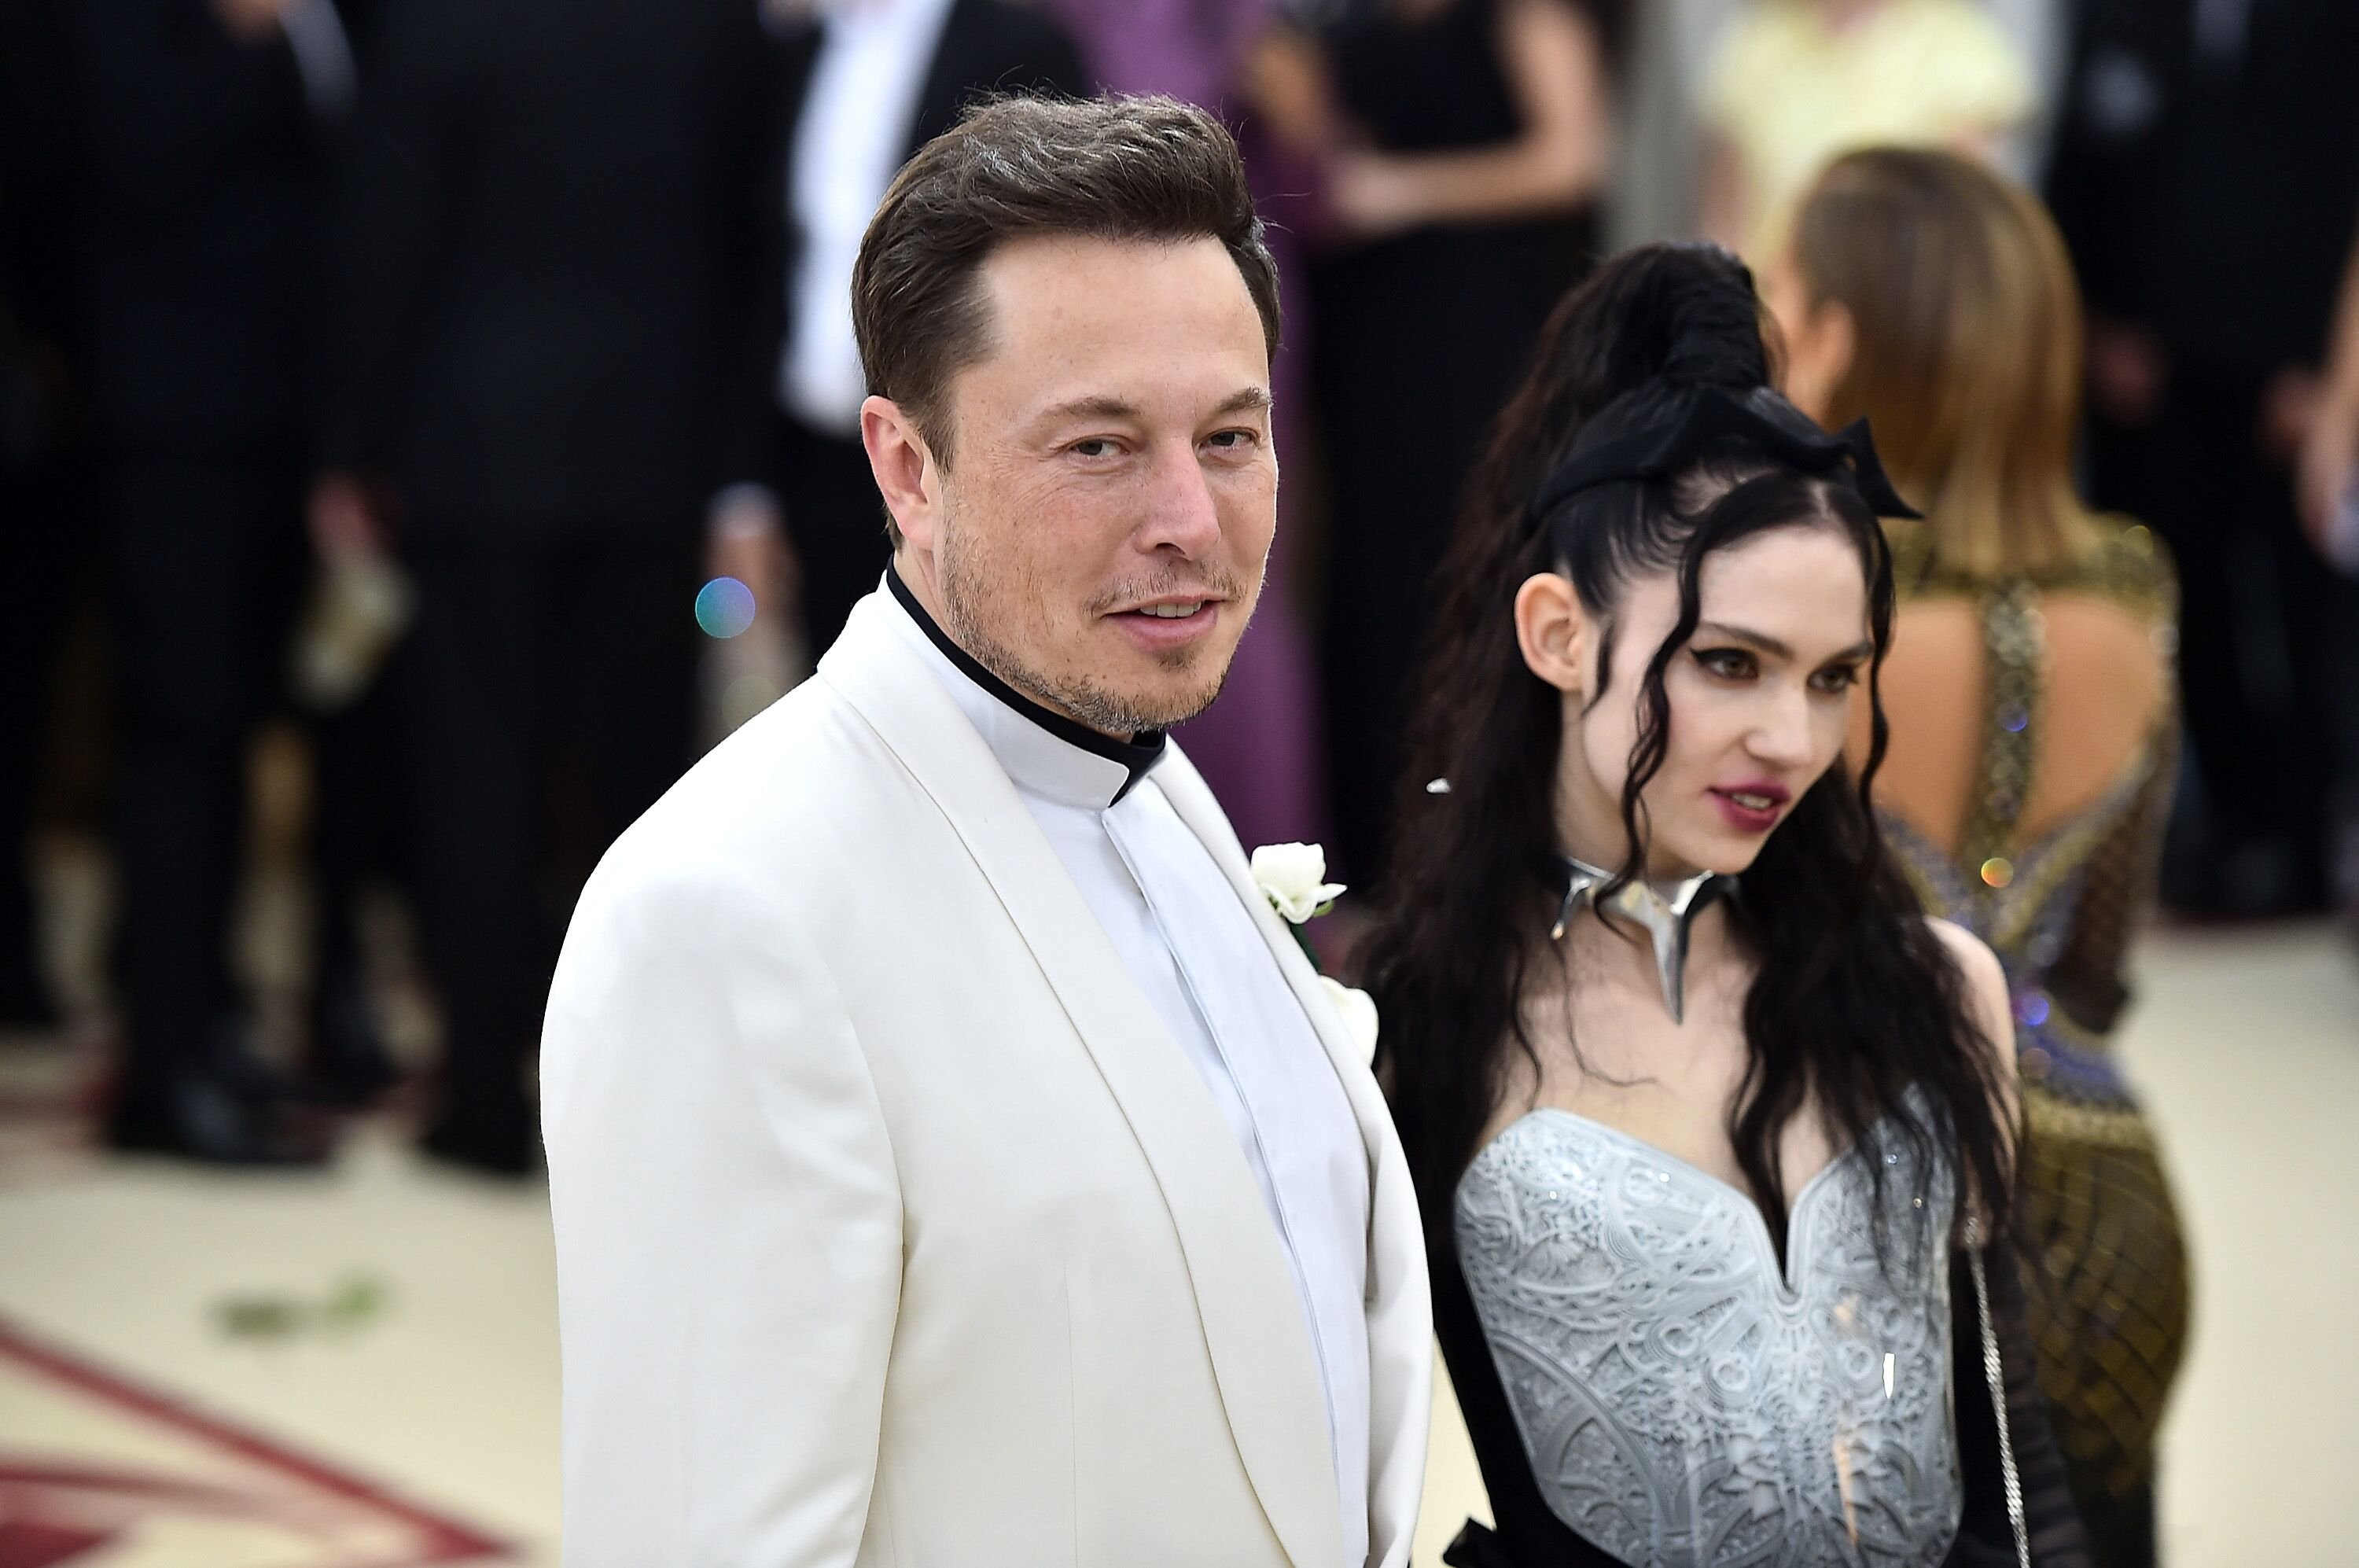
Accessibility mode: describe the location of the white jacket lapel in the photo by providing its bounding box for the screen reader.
[1153,748,1435,1568]
[818,594,1345,1568]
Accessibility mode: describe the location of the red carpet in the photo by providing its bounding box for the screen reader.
[0,1316,516,1566]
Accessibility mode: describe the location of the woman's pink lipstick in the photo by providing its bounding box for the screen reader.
[1709,782,1790,834]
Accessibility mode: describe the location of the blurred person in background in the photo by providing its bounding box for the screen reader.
[2298,231,2359,563]
[1768,146,2190,1568]
[1245,0,1615,888]
[2297,228,2359,926]
[316,0,783,1176]
[1698,0,2031,259]
[0,0,80,1034]
[57,0,366,1163]
[760,0,1086,662]
[1044,0,1268,110]
[2046,0,2359,917]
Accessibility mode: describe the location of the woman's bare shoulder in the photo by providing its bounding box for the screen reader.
[1924,918,2015,1073]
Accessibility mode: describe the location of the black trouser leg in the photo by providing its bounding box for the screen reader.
[105,450,303,1111]
[404,529,549,1159]
[0,446,80,1025]
[565,529,700,846]
[306,664,408,1096]
[404,522,698,1169]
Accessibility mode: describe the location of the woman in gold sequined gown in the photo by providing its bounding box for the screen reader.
[1765,148,2192,1568]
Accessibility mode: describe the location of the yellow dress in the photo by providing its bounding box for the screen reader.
[1702,0,2032,257]
[1879,517,2192,1566]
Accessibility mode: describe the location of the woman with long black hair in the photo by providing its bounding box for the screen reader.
[1363,243,2092,1566]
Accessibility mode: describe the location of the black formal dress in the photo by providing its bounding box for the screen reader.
[2046,0,2359,918]
[319,0,782,1172]
[767,0,1087,658]
[1306,0,1595,888]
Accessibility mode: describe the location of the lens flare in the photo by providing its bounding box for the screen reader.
[696,576,757,639]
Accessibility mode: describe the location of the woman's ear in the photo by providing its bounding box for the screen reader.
[1786,297,1857,425]
[1514,572,1589,698]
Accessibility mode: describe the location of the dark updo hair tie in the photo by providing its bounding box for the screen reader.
[1528,387,1923,525]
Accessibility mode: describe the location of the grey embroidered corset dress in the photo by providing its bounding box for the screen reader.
[1454,1107,1963,1567]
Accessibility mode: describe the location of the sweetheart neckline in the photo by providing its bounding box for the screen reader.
[1463,1104,1897,1301]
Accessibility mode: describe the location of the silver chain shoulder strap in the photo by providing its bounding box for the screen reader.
[1965,1218,2033,1568]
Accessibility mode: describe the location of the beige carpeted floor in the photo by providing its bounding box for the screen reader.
[1,922,2351,1566]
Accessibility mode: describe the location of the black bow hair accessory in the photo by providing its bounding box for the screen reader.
[1529,387,1923,525]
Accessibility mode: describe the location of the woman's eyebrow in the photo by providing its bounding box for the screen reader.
[1695,620,1791,657]
[1694,620,1872,662]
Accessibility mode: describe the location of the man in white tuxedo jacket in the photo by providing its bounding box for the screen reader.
[540,94,1432,1566]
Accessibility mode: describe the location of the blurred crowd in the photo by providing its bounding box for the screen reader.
[0,0,2353,1176]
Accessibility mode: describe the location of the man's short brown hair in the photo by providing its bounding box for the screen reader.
[852,92,1281,489]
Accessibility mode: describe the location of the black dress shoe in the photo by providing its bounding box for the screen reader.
[106,1070,331,1167]
[418,1113,540,1179]
[300,974,401,1110]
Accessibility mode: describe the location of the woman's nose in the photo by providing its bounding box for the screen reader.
[1746,685,1816,764]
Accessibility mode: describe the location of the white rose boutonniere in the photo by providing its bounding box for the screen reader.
[1316,975,1382,1065]
[1251,842,1380,1064]
[1249,841,1346,924]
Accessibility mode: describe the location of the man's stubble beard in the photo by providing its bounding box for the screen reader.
[936,508,1255,737]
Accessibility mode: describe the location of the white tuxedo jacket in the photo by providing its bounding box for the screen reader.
[542,592,1432,1566]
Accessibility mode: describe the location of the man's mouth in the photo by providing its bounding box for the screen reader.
[1103,594,1225,649]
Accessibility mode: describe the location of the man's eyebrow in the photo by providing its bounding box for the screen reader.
[1036,395,1142,425]
[1693,620,1873,664]
[1033,387,1272,426]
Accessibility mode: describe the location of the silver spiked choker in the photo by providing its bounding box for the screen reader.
[1550,855,1734,1024]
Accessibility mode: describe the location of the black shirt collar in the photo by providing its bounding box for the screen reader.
[888,568,1166,804]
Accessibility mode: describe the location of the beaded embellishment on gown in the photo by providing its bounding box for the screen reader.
[1879,517,2190,1534]
[1455,1106,1962,1567]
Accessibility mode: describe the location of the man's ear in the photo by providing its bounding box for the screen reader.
[861,394,940,552]
[1514,572,1590,698]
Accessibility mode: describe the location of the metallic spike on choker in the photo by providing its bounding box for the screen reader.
[1550,855,1733,1024]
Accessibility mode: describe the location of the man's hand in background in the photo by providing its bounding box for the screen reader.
[707,487,800,630]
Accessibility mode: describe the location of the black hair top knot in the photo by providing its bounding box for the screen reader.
[1651,243,1772,390]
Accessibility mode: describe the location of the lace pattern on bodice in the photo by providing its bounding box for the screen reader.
[1455,1110,1961,1566]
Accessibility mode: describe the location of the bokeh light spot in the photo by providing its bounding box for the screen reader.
[697,576,757,639]
[1979,856,2015,889]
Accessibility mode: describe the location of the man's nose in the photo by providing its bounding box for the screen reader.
[1135,444,1224,556]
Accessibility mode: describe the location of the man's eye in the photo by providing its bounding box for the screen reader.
[1205,429,1257,451]
[1069,438,1120,459]
[1692,648,1755,679]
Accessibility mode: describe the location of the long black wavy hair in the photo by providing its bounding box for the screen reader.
[1363,244,2014,1261]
